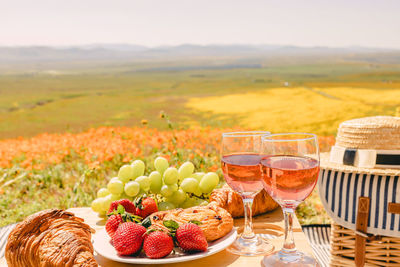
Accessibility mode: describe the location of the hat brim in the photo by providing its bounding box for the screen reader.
[320,152,400,176]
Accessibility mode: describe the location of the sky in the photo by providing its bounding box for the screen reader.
[0,0,399,48]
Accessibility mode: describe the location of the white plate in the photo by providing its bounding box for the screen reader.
[93,228,237,264]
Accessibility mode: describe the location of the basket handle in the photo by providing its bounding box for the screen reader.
[388,202,400,214]
[355,196,370,267]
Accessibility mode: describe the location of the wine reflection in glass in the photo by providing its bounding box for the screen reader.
[221,131,274,256]
[260,133,319,266]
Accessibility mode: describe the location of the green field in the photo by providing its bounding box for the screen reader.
[0,60,399,138]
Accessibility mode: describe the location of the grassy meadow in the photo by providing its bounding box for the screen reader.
[1,61,399,138]
[0,58,399,226]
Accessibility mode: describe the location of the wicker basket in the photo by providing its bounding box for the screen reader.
[319,116,400,266]
[330,223,400,267]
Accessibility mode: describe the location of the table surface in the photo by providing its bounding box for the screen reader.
[0,207,315,267]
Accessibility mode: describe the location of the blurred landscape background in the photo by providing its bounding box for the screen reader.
[1,44,400,138]
[1,0,399,225]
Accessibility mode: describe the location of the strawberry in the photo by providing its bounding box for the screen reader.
[176,223,208,252]
[108,199,136,214]
[143,230,174,259]
[134,196,158,219]
[112,222,146,256]
[106,214,123,238]
[106,204,142,238]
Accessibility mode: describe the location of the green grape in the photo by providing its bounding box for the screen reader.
[91,198,103,213]
[191,172,205,183]
[138,189,147,196]
[158,202,176,211]
[98,210,106,216]
[107,179,124,195]
[118,164,135,183]
[125,181,140,197]
[149,171,162,193]
[194,187,203,196]
[135,176,151,191]
[110,177,119,182]
[199,200,209,206]
[199,172,219,193]
[160,185,174,197]
[178,162,194,181]
[110,194,121,201]
[97,188,110,198]
[163,167,178,185]
[180,178,199,193]
[154,157,169,175]
[131,160,145,179]
[168,184,178,192]
[168,189,187,205]
[181,198,195,208]
[101,196,113,212]
[191,197,207,207]
[120,192,131,200]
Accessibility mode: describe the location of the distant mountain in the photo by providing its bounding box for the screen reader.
[77,44,148,51]
[0,44,398,66]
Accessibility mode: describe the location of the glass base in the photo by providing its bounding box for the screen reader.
[262,250,319,267]
[227,234,274,256]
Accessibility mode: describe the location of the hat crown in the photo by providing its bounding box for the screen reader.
[336,116,400,150]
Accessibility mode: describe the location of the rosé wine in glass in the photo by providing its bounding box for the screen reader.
[222,153,264,196]
[261,133,319,267]
[260,155,319,209]
[221,131,274,256]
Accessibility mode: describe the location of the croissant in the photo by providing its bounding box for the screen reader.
[210,185,279,218]
[5,209,97,267]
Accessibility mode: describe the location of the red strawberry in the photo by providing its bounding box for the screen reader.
[176,223,208,252]
[106,204,142,239]
[112,222,146,256]
[105,214,123,238]
[108,199,136,214]
[134,196,158,219]
[143,231,174,259]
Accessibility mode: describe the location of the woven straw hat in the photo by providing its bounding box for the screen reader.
[320,116,400,176]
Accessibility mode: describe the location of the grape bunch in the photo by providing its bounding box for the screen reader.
[91,157,220,215]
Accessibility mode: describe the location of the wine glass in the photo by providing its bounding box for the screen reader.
[221,131,274,256]
[260,133,319,266]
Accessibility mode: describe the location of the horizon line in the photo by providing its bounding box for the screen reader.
[0,43,399,51]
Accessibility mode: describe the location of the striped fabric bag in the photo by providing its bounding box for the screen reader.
[319,116,400,267]
[319,171,400,238]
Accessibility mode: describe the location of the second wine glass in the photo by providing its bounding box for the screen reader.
[260,133,320,266]
[221,131,274,256]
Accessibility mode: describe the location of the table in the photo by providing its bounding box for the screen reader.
[0,207,315,267]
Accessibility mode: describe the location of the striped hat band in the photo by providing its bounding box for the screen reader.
[330,145,400,169]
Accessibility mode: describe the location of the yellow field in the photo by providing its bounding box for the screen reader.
[186,87,400,135]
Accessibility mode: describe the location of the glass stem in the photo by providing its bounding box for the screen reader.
[242,197,255,239]
[282,208,296,252]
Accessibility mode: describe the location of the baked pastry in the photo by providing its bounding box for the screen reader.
[149,202,233,241]
[210,185,279,218]
[6,209,97,267]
